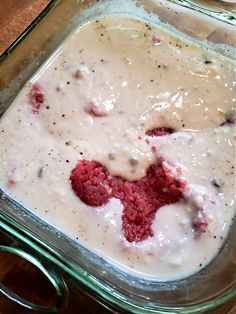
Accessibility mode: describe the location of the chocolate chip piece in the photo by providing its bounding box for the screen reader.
[108,153,116,160]
[74,70,83,79]
[204,60,212,65]
[37,167,44,178]
[56,86,62,92]
[211,177,224,188]
[220,111,236,126]
[129,158,139,167]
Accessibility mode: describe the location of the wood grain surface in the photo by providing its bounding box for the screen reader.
[0,0,50,55]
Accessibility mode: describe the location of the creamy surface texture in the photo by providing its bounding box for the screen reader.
[0,17,235,280]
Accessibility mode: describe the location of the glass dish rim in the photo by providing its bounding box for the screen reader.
[1,211,236,314]
[169,0,236,26]
[0,0,235,313]
[0,0,235,64]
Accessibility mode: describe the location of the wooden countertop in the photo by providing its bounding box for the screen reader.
[0,0,50,55]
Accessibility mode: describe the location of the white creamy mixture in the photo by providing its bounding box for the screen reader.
[0,17,235,280]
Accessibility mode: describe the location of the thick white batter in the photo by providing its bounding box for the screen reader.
[0,17,235,280]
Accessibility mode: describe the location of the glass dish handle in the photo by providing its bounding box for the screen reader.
[0,245,65,312]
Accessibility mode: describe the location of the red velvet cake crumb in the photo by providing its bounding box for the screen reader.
[7,167,18,188]
[152,35,161,46]
[192,210,208,240]
[70,160,111,207]
[70,160,186,243]
[84,102,107,117]
[146,127,175,137]
[29,83,44,114]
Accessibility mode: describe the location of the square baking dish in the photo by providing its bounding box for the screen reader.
[0,0,235,313]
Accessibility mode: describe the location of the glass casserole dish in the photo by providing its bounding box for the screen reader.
[0,0,235,313]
